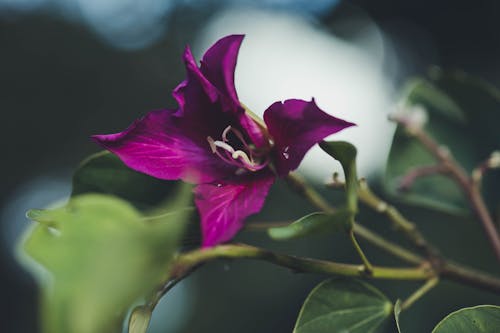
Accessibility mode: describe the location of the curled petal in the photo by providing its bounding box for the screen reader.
[264,99,355,176]
[173,37,266,148]
[200,34,244,112]
[195,175,275,247]
[92,109,234,184]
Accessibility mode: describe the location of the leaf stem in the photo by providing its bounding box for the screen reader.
[401,277,439,310]
[349,229,374,273]
[352,223,424,265]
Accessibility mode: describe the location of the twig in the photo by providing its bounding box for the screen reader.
[248,218,425,265]
[285,173,335,213]
[287,173,425,265]
[390,114,500,263]
[284,172,500,294]
[441,261,500,293]
[401,277,439,310]
[471,151,500,187]
[349,230,374,273]
[398,164,448,191]
[352,223,424,265]
[358,179,442,264]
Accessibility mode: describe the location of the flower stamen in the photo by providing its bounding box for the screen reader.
[207,126,270,173]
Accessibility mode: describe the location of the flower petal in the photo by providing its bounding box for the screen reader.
[200,34,244,111]
[92,109,235,184]
[195,175,275,247]
[174,38,266,148]
[264,99,355,176]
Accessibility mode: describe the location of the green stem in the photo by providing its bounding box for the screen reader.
[401,277,439,310]
[349,229,374,273]
[148,265,201,308]
[174,244,431,281]
[357,179,441,261]
[286,173,335,213]
[284,172,500,294]
[286,173,423,265]
[248,219,425,265]
[352,223,424,265]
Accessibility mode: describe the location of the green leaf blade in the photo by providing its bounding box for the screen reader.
[19,190,192,333]
[294,279,393,333]
[268,210,351,241]
[432,305,500,333]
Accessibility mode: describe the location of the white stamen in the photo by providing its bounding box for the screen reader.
[213,140,236,154]
[232,150,254,165]
[206,127,270,172]
[207,136,217,153]
[222,126,232,142]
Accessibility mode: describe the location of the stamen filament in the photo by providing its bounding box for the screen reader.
[207,126,270,173]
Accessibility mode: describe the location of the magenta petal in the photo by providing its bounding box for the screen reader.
[195,175,275,247]
[172,46,219,116]
[264,99,355,176]
[200,34,244,111]
[174,37,266,148]
[92,109,234,184]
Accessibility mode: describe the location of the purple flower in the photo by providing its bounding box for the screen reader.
[93,35,354,247]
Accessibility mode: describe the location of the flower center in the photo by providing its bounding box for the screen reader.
[207,126,269,173]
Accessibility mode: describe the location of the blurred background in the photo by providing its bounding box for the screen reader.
[1,0,500,332]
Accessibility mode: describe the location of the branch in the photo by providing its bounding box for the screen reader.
[247,219,425,265]
[286,173,424,265]
[401,277,439,310]
[397,164,448,191]
[390,114,500,263]
[174,244,431,281]
[284,172,500,294]
[172,244,500,294]
[358,179,442,263]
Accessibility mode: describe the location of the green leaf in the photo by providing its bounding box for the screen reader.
[71,151,202,247]
[432,305,500,333]
[267,210,352,241]
[128,306,153,333]
[386,72,500,214]
[72,151,175,209]
[294,279,393,333]
[394,299,402,333]
[19,189,192,333]
[403,78,465,122]
[319,141,358,213]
